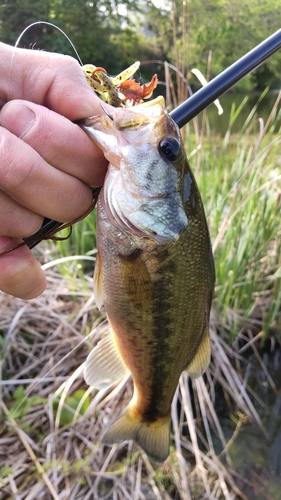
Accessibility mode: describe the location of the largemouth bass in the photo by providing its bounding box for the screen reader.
[82,96,215,463]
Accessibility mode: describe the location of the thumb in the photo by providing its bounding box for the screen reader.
[0,237,46,299]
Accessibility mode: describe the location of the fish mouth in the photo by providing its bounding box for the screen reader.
[78,96,167,130]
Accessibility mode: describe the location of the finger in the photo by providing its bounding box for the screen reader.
[0,190,43,237]
[0,236,46,299]
[0,100,107,186]
[0,43,103,119]
[0,126,94,222]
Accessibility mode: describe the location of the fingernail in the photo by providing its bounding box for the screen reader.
[0,102,36,138]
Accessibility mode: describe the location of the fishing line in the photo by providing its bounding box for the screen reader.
[15,20,83,66]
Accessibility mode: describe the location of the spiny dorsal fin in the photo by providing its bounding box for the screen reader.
[103,405,171,463]
[84,331,129,389]
[186,326,211,379]
[93,252,104,310]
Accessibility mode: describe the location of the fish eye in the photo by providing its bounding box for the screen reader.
[158,136,181,161]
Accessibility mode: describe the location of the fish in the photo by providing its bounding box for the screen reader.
[81,96,215,463]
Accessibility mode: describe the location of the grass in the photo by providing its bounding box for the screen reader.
[0,94,281,499]
[188,92,281,341]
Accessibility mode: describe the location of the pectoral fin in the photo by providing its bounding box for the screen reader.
[186,326,211,379]
[93,252,104,309]
[84,331,129,389]
[120,253,152,308]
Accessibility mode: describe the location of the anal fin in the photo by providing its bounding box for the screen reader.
[84,331,129,389]
[186,326,211,379]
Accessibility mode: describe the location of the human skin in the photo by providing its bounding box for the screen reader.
[0,42,108,299]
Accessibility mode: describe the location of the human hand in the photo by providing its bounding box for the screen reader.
[0,42,108,299]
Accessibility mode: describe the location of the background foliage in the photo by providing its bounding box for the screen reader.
[0,0,281,89]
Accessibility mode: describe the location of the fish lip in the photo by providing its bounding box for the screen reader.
[78,96,167,131]
[77,115,104,128]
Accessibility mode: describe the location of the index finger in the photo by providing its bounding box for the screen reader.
[0,42,100,119]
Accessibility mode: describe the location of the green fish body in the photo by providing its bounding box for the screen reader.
[82,97,215,463]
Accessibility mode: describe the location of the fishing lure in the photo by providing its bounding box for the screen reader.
[83,62,158,107]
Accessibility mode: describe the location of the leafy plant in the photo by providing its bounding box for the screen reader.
[52,389,90,426]
[7,385,46,421]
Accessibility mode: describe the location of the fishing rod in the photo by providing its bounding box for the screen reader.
[24,29,281,250]
[170,28,281,127]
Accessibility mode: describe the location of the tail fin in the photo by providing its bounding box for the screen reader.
[102,406,171,463]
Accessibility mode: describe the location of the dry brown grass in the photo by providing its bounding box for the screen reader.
[0,255,271,500]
